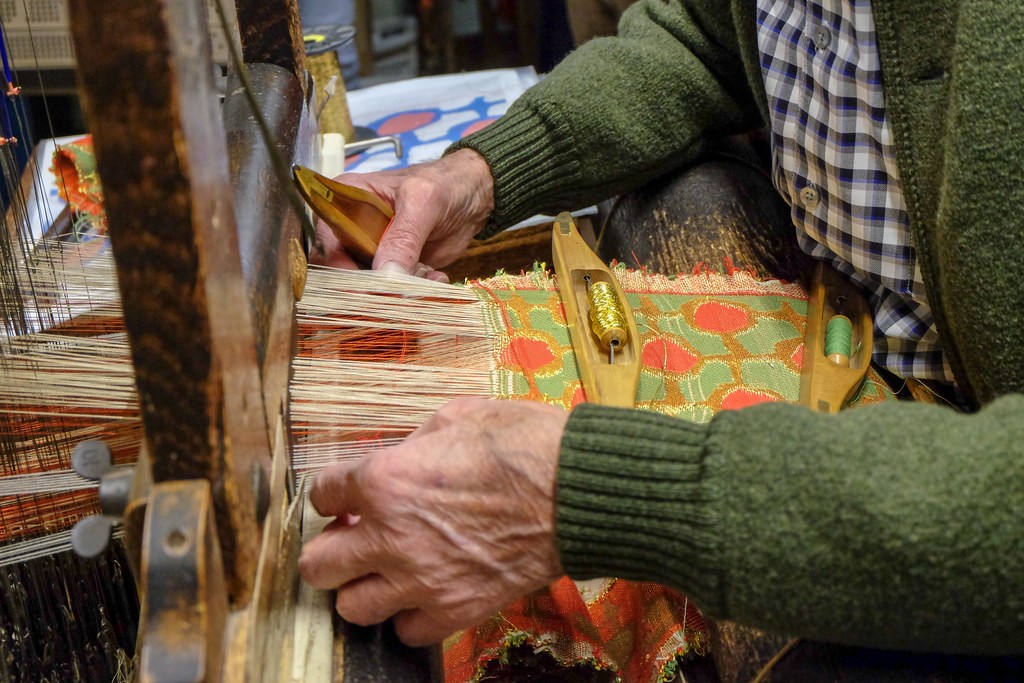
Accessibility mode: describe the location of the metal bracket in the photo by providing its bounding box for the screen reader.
[139,480,227,682]
[344,127,403,159]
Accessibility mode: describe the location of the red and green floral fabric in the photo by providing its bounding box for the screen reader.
[50,135,107,236]
[443,266,893,683]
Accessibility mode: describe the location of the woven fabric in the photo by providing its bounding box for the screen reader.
[49,135,108,236]
[755,0,951,381]
[480,267,891,414]
[442,266,893,682]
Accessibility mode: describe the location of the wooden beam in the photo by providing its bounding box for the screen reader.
[68,0,266,604]
[223,62,312,432]
[234,0,307,87]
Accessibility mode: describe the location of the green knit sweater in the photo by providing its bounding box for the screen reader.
[452,0,1024,654]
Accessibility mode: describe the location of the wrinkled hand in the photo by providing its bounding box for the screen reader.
[310,149,494,279]
[298,397,568,646]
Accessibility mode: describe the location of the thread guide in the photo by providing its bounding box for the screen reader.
[798,261,874,413]
[293,164,395,268]
[552,213,641,408]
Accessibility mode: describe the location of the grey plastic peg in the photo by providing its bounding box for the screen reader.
[70,439,133,559]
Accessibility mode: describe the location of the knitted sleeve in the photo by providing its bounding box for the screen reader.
[557,396,1024,655]
[447,0,765,234]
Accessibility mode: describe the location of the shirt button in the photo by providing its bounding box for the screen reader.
[812,25,831,51]
[799,185,820,209]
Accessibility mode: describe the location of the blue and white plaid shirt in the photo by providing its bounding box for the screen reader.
[756,0,953,381]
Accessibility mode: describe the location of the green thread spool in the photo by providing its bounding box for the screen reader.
[824,314,853,365]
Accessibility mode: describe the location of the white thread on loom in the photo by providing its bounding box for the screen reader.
[289,265,503,486]
[291,438,405,472]
[5,243,121,333]
[0,466,129,496]
[0,528,126,567]
[1,245,507,530]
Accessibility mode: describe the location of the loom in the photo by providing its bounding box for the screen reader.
[0,0,442,679]
[0,1,884,680]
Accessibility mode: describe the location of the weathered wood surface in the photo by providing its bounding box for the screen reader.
[444,218,598,283]
[600,139,812,282]
[224,62,311,435]
[139,481,228,683]
[68,0,266,603]
[234,0,307,89]
[334,617,444,682]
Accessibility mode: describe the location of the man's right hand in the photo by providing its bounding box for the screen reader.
[298,397,568,647]
[310,148,495,280]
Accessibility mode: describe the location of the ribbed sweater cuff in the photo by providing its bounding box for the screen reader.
[447,104,582,237]
[556,404,723,611]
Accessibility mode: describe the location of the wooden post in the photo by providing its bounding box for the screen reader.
[68,0,266,605]
[233,0,307,87]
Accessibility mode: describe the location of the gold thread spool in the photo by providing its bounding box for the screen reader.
[588,281,628,351]
[307,50,356,142]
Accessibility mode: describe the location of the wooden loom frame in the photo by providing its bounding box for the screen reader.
[62,0,437,679]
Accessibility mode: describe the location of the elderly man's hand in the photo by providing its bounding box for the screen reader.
[310,148,494,280]
[298,397,568,646]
